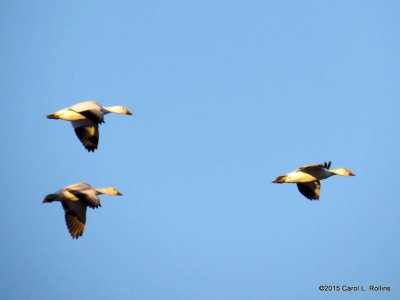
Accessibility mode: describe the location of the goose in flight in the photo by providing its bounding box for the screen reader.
[42,183,123,239]
[272,161,355,200]
[47,101,132,152]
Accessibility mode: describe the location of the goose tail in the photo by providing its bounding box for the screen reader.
[46,113,59,119]
[272,175,287,183]
[42,193,58,203]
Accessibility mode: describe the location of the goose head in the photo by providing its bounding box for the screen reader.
[103,106,133,115]
[96,187,123,196]
[330,168,356,176]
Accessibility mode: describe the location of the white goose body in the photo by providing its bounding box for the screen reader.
[279,165,335,183]
[47,101,132,152]
[42,183,123,239]
[272,162,355,200]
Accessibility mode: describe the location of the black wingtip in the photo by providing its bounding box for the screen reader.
[323,161,331,169]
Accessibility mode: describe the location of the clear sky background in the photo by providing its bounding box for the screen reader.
[1,1,399,299]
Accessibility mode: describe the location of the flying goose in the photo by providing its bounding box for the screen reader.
[47,101,132,152]
[42,183,123,239]
[272,161,355,200]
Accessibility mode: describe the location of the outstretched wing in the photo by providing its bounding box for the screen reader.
[72,120,99,152]
[62,201,87,239]
[296,181,321,200]
[64,213,86,239]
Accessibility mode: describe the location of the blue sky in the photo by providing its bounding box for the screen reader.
[1,0,399,299]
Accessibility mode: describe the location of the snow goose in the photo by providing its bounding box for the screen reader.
[272,161,355,200]
[47,101,132,152]
[42,183,123,239]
